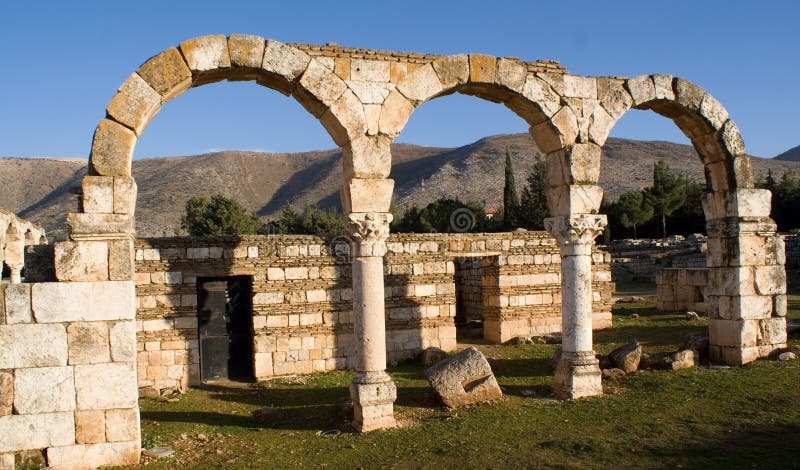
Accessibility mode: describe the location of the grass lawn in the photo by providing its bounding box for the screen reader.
[132,296,800,469]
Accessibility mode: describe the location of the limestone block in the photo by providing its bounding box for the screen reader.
[253,292,284,305]
[625,75,656,107]
[90,119,136,177]
[754,266,786,296]
[320,89,366,146]
[397,64,444,104]
[75,409,106,444]
[4,283,32,324]
[467,54,497,84]
[598,78,632,119]
[588,105,614,146]
[0,323,67,368]
[700,93,728,130]
[54,241,108,282]
[32,281,135,323]
[68,322,110,365]
[757,317,786,346]
[82,176,114,214]
[105,408,139,442]
[674,78,705,113]
[259,40,311,94]
[720,120,745,157]
[546,144,602,187]
[296,59,348,117]
[709,318,757,347]
[774,294,787,317]
[179,35,231,85]
[0,372,12,416]
[254,352,274,377]
[563,76,597,99]
[364,103,380,135]
[75,362,138,410]
[550,106,579,148]
[136,47,192,102]
[495,58,526,92]
[341,178,394,213]
[0,453,12,469]
[432,55,469,89]
[228,34,266,71]
[520,75,560,117]
[0,412,75,453]
[108,240,133,282]
[46,441,140,469]
[342,135,392,179]
[346,81,393,104]
[106,73,161,136]
[350,59,390,82]
[379,89,414,136]
[545,184,603,217]
[113,177,137,215]
[67,213,134,236]
[652,74,675,101]
[425,347,502,408]
[14,366,75,414]
[109,321,136,362]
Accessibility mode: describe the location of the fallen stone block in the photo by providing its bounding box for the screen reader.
[608,341,641,374]
[425,347,502,408]
[420,347,447,367]
[777,351,796,361]
[601,368,627,380]
[681,333,709,361]
[669,350,698,370]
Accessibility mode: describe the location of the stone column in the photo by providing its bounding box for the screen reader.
[345,211,397,432]
[544,214,607,399]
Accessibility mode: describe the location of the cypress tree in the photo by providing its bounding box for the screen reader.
[645,161,686,238]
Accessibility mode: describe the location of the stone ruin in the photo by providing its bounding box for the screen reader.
[0,35,788,468]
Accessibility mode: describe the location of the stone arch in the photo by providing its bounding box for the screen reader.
[381,54,566,159]
[87,34,365,187]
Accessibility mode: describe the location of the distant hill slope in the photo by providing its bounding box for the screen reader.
[774,145,800,162]
[2,135,798,240]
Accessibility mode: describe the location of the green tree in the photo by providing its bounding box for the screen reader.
[617,191,653,239]
[393,198,484,233]
[518,154,549,230]
[273,204,303,234]
[502,150,520,229]
[301,206,345,239]
[181,194,264,236]
[645,161,686,238]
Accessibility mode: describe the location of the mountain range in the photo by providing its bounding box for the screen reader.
[2,134,798,240]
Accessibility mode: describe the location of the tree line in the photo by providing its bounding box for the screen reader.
[181,157,800,240]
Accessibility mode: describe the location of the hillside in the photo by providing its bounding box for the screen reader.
[774,144,800,162]
[2,135,798,240]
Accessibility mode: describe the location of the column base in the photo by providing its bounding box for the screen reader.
[552,351,602,400]
[349,371,397,432]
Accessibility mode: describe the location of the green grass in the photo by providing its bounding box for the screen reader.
[131,297,800,469]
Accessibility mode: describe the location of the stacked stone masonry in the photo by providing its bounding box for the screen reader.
[0,209,47,284]
[133,232,613,394]
[656,268,709,313]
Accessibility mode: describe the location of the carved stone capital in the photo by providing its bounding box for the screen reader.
[345,212,393,257]
[544,214,607,256]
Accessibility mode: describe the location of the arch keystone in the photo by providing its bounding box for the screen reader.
[135,47,192,102]
[396,64,444,104]
[626,75,656,107]
[468,54,497,83]
[495,57,527,92]
[106,73,161,136]
[90,119,136,177]
[179,35,232,85]
[227,34,266,81]
[431,55,469,89]
[653,74,675,100]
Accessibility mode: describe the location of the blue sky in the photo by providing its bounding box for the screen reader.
[0,0,797,159]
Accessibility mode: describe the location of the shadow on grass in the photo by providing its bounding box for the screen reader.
[488,358,553,378]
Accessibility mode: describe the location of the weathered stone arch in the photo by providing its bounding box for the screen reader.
[382,54,565,157]
[88,34,364,182]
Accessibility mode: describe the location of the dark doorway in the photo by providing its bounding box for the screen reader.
[454,256,487,341]
[197,276,254,382]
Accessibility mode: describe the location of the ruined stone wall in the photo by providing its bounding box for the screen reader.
[655,268,709,313]
[454,257,484,324]
[0,281,140,468]
[134,232,613,394]
[608,236,707,281]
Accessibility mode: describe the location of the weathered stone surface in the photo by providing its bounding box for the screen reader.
[13,366,75,414]
[297,59,348,117]
[601,368,626,380]
[342,135,392,180]
[4,283,32,324]
[432,55,469,89]
[179,35,231,84]
[341,178,394,213]
[54,241,109,282]
[110,320,137,362]
[90,119,136,177]
[350,59,390,82]
[136,47,192,101]
[652,74,675,101]
[549,106,579,147]
[0,372,11,416]
[14,450,46,470]
[545,184,603,217]
[546,144,602,187]
[720,120,745,157]
[700,93,728,130]
[495,57,526,92]
[349,375,397,432]
[320,89,366,146]
[626,75,656,107]
[32,281,135,323]
[397,64,443,103]
[109,239,134,281]
[378,89,414,136]
[0,412,75,453]
[228,34,266,69]
[75,362,138,410]
[468,54,496,83]
[608,341,641,374]
[425,347,502,408]
[674,78,705,113]
[421,347,447,367]
[669,349,698,370]
[260,40,310,94]
[563,76,596,99]
[82,176,114,214]
[778,351,796,361]
[521,75,560,117]
[67,213,135,236]
[106,73,161,136]
[46,441,140,469]
[0,323,67,368]
[68,322,110,365]
[598,78,632,119]
[113,177,137,215]
[75,409,106,444]
[105,407,139,442]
